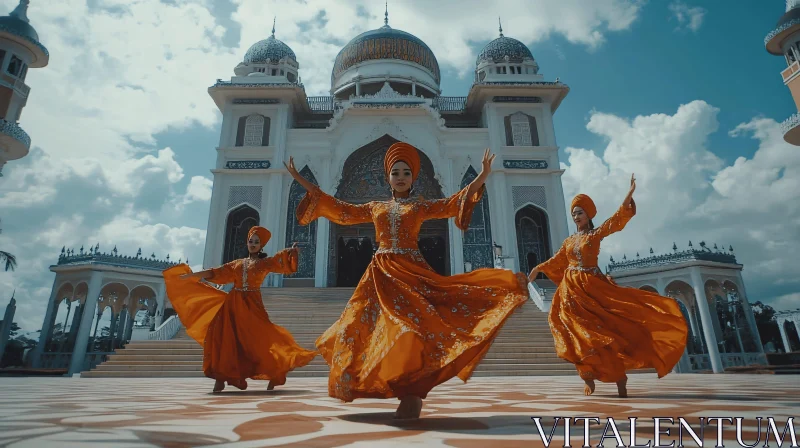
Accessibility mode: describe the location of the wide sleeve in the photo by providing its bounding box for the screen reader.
[296,185,373,226]
[535,244,569,285]
[206,260,238,285]
[421,184,486,230]
[260,248,299,275]
[595,199,637,240]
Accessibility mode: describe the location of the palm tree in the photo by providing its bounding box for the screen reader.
[0,250,15,271]
[0,218,14,271]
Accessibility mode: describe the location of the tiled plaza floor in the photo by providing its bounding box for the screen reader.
[0,374,797,447]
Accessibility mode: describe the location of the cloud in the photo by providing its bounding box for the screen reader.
[561,101,800,312]
[232,0,646,91]
[181,176,214,205]
[0,0,648,333]
[668,2,706,33]
[0,148,207,332]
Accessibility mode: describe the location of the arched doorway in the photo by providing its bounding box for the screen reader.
[285,166,319,285]
[515,205,551,279]
[460,166,493,270]
[327,134,449,286]
[223,205,259,264]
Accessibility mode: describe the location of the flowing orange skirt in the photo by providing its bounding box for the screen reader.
[549,270,688,382]
[163,265,317,389]
[317,252,529,402]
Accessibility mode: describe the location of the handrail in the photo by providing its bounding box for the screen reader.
[148,315,182,340]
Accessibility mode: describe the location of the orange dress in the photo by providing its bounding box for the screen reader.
[162,250,317,390]
[296,184,529,402]
[537,200,688,382]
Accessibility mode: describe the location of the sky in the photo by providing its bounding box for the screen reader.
[0,0,798,333]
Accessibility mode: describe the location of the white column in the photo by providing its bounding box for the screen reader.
[690,268,723,373]
[314,157,333,287]
[31,276,61,368]
[777,317,792,352]
[203,172,225,269]
[68,273,104,375]
[493,172,517,271]
[656,278,667,296]
[154,283,166,327]
[734,274,765,354]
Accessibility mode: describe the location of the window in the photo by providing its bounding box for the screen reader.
[287,72,296,82]
[223,205,259,263]
[510,113,532,146]
[7,55,22,77]
[504,112,540,146]
[244,115,264,146]
[280,69,284,75]
[271,69,277,76]
[235,114,271,147]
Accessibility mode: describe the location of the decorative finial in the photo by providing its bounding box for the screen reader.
[384,1,389,26]
[271,16,276,37]
[610,255,615,263]
[498,17,504,37]
[10,0,30,23]
[673,242,677,252]
[650,247,654,254]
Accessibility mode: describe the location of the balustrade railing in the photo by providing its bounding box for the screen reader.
[148,315,182,340]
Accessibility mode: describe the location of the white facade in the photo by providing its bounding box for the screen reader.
[202,20,570,289]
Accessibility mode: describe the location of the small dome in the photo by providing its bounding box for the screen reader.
[332,24,441,85]
[0,0,48,62]
[476,36,534,66]
[777,6,800,28]
[243,35,296,64]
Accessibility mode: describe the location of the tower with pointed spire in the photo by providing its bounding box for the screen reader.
[0,0,48,177]
[474,17,541,83]
[232,16,299,83]
[0,290,16,362]
[766,0,800,145]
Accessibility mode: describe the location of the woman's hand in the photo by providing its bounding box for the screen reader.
[479,148,495,179]
[623,173,636,207]
[284,157,315,192]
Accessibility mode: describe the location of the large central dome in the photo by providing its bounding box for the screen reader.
[331,22,441,96]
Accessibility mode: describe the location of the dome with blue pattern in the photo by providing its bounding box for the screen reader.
[243,34,296,64]
[0,0,48,66]
[476,36,534,66]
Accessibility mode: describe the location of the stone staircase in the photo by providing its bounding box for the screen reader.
[82,287,648,378]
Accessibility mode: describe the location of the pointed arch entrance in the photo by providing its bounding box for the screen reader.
[327,134,450,286]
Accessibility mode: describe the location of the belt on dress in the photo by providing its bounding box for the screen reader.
[375,248,422,256]
[566,266,602,274]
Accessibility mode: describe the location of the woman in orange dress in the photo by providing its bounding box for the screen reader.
[528,175,687,397]
[162,226,317,393]
[285,143,529,419]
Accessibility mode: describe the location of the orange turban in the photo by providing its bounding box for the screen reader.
[247,226,271,250]
[384,142,421,179]
[571,194,597,219]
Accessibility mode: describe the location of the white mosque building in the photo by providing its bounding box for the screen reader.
[29,11,772,376]
[202,15,570,289]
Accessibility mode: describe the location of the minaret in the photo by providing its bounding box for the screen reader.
[0,0,49,177]
[766,0,800,145]
[0,291,16,360]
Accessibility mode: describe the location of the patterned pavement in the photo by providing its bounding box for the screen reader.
[0,374,797,447]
